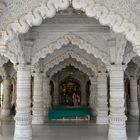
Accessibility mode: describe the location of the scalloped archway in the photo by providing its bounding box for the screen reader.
[43,50,97,75]
[0,0,140,56]
[0,51,17,65]
[32,34,109,66]
[46,58,95,77]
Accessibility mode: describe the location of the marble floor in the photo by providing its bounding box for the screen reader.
[0,117,140,140]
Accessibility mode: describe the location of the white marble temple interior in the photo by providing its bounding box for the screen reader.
[0,1,140,140]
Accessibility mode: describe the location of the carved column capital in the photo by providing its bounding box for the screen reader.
[15,64,31,72]
[107,64,127,72]
[129,75,139,81]
[89,76,96,85]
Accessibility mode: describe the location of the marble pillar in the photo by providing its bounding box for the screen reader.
[81,81,87,106]
[32,72,44,124]
[129,76,139,116]
[11,80,16,108]
[89,76,97,116]
[14,65,32,140]
[43,76,51,116]
[96,72,108,124]
[108,65,127,140]
[53,81,59,106]
[1,76,11,117]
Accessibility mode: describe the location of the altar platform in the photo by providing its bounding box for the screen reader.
[48,106,91,120]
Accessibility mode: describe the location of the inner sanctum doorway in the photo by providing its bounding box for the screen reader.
[59,76,81,106]
[49,65,91,120]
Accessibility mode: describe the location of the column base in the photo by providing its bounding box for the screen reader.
[108,115,127,140]
[32,116,44,124]
[1,109,10,118]
[14,137,32,140]
[14,124,32,140]
[96,116,108,124]
[108,128,127,140]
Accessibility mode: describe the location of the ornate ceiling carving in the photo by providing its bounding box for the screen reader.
[32,34,109,66]
[0,0,140,56]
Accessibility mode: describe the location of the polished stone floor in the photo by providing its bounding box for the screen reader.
[0,117,140,140]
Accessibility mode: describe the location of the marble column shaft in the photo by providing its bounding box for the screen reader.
[108,65,127,140]
[53,82,59,106]
[32,72,44,124]
[129,77,139,116]
[43,77,51,116]
[89,77,97,116]
[14,65,32,140]
[96,73,108,124]
[1,77,11,117]
[81,82,87,106]
[11,80,16,107]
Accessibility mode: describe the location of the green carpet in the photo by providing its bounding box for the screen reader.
[48,106,91,119]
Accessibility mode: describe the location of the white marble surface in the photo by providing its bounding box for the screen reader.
[0,117,140,140]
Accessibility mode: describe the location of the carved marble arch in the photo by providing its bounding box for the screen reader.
[47,59,95,77]
[47,59,94,78]
[43,50,97,76]
[1,0,140,56]
[32,34,109,66]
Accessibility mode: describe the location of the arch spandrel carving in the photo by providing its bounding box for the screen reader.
[0,55,9,67]
[32,34,109,66]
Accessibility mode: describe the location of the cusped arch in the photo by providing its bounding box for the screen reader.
[32,34,109,66]
[44,50,97,75]
[0,51,17,65]
[2,51,17,65]
[47,59,94,78]
[123,51,137,65]
[0,55,9,67]
[0,0,140,56]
